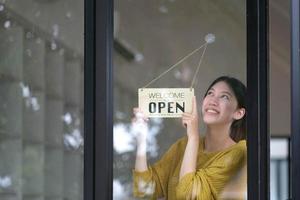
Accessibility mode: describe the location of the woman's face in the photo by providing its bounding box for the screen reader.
[201,81,243,126]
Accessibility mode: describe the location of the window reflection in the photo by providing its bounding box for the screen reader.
[0,1,83,199]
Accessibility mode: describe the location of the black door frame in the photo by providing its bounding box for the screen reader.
[84,0,114,199]
[247,0,270,199]
[291,0,300,199]
[84,0,270,199]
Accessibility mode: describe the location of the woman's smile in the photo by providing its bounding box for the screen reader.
[205,107,220,114]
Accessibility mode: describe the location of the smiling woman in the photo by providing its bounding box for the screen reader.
[132,76,247,199]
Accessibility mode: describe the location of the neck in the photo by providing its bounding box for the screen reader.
[204,124,235,152]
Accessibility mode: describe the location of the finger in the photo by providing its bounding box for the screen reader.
[182,116,192,122]
[192,96,198,115]
[182,112,193,118]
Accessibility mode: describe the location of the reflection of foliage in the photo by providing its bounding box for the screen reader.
[113,104,183,199]
[113,115,164,199]
[62,112,83,151]
[113,118,163,156]
[19,83,40,111]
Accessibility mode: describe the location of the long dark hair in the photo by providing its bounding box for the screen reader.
[204,76,247,142]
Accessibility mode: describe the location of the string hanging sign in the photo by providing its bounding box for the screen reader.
[139,34,215,118]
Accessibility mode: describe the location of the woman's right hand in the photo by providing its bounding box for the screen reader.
[132,108,149,171]
[132,107,149,146]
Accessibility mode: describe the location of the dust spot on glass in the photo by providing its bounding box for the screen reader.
[0,4,4,12]
[135,53,144,62]
[4,20,11,29]
[26,49,32,57]
[52,24,59,37]
[35,11,41,18]
[66,11,72,19]
[159,5,168,14]
[36,37,42,44]
[174,70,182,80]
[0,175,12,188]
[62,112,72,125]
[51,41,57,50]
[30,97,40,111]
[205,33,216,44]
[26,32,34,39]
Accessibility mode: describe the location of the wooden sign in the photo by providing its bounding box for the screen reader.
[138,88,194,118]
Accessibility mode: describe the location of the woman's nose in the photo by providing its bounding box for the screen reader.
[208,97,218,106]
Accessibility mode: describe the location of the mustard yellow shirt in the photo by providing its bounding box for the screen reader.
[133,136,247,200]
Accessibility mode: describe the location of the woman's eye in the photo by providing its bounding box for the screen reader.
[207,91,213,95]
[221,95,229,100]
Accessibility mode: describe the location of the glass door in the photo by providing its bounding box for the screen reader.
[113,1,247,199]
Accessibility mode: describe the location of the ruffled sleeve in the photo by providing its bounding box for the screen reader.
[133,137,186,199]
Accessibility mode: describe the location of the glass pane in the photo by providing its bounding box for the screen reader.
[269,0,291,199]
[0,1,84,200]
[114,1,246,199]
[270,138,289,200]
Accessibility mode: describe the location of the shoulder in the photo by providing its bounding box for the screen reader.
[223,140,247,158]
[233,139,246,150]
[232,140,247,155]
[222,140,247,166]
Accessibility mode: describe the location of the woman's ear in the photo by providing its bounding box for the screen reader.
[233,108,246,120]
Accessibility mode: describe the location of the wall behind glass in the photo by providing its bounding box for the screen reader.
[269,0,290,199]
[0,1,84,200]
[113,0,246,199]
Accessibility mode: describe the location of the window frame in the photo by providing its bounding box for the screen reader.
[247,0,270,199]
[84,0,114,199]
[84,0,270,199]
[291,0,300,198]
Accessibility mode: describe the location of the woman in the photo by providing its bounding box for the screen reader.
[132,76,247,200]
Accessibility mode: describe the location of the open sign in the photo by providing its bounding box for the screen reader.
[138,88,194,118]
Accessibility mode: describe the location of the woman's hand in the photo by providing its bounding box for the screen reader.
[179,96,200,179]
[132,107,149,171]
[132,108,149,154]
[182,96,199,139]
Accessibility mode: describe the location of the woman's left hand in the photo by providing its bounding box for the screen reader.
[182,96,199,139]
